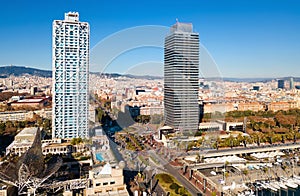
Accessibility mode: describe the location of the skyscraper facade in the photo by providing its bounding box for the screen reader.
[164,22,199,132]
[52,12,89,138]
[278,79,285,89]
[290,77,294,90]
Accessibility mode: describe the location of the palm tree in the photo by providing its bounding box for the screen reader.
[237,134,250,147]
[195,153,201,163]
[250,132,259,146]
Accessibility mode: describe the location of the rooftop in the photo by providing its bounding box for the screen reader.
[171,21,193,33]
[17,127,38,137]
[64,12,79,22]
[15,98,44,103]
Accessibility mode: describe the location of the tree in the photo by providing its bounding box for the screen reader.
[96,108,105,123]
[275,112,296,128]
[266,131,275,144]
[42,119,51,130]
[150,114,163,124]
[242,169,249,175]
[136,115,150,124]
[237,134,247,147]
[195,153,201,163]
[4,121,17,135]
[196,137,204,147]
[286,129,298,143]
[70,138,83,145]
[224,135,239,148]
[250,132,265,146]
[0,122,6,135]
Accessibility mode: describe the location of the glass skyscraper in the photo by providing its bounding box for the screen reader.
[164,22,199,132]
[278,79,285,89]
[52,12,89,138]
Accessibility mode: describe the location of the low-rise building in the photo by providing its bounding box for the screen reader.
[6,127,39,156]
[0,111,34,122]
[267,101,296,111]
[199,122,223,132]
[34,109,52,119]
[0,109,51,122]
[85,162,128,196]
[140,105,163,116]
[237,102,264,112]
[0,183,7,196]
[10,98,47,109]
[6,127,89,156]
[93,128,109,146]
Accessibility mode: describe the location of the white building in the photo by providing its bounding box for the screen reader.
[6,127,90,157]
[85,162,128,196]
[0,111,34,122]
[52,12,90,138]
[6,127,39,156]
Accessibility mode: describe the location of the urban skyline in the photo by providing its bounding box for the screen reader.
[0,0,299,78]
[1,2,300,195]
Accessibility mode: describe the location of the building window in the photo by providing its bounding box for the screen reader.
[110,181,115,185]
[103,182,108,186]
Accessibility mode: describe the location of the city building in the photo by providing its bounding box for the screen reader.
[89,104,96,123]
[253,86,260,91]
[92,128,109,146]
[140,105,164,116]
[6,127,90,157]
[10,97,49,109]
[85,162,128,195]
[267,101,296,112]
[164,21,199,132]
[277,79,285,89]
[290,77,294,90]
[0,186,7,196]
[0,111,34,122]
[6,127,39,156]
[52,12,90,138]
[30,86,38,95]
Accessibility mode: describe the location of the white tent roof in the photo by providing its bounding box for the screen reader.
[204,155,246,163]
[250,151,285,159]
[99,163,112,175]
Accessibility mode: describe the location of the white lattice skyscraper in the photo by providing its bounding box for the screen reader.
[52,12,89,138]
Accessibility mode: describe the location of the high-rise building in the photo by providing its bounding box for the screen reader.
[164,22,199,132]
[52,12,89,138]
[290,77,294,90]
[277,79,285,89]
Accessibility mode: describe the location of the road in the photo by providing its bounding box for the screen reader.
[143,168,168,196]
[104,122,203,195]
[148,149,203,195]
[163,163,202,195]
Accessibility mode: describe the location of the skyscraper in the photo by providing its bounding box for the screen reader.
[164,22,199,132]
[277,79,285,89]
[52,12,89,138]
[290,77,294,90]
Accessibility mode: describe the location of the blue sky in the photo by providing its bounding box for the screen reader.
[0,0,299,77]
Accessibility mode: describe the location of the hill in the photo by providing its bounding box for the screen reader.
[207,77,300,83]
[0,65,299,82]
[0,66,52,78]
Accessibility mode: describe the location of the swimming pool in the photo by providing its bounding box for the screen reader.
[96,153,104,161]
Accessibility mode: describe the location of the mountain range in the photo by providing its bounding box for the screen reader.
[0,65,299,82]
[0,65,52,78]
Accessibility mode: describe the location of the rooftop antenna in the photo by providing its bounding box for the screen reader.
[176,18,179,23]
